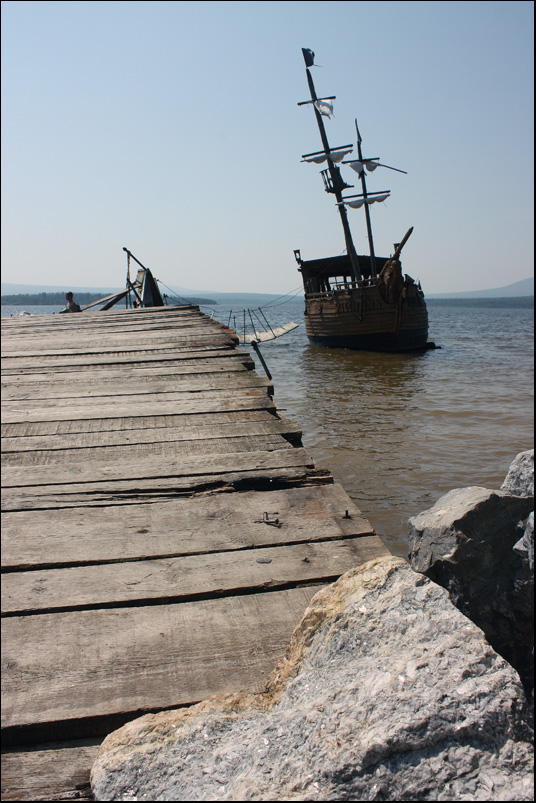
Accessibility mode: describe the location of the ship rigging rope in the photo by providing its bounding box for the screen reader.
[155,279,304,315]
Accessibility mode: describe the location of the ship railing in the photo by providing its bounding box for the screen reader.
[305,277,378,299]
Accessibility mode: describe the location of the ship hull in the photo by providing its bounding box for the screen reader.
[304,282,429,352]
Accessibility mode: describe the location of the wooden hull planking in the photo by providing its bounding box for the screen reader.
[304,283,429,352]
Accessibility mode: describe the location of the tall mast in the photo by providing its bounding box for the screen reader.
[354,119,377,277]
[301,54,362,282]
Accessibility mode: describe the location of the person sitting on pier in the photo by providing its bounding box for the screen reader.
[65,291,82,312]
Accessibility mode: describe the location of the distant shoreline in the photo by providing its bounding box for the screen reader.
[1,295,533,312]
[1,292,218,306]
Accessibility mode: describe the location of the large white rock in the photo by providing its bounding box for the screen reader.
[91,556,533,801]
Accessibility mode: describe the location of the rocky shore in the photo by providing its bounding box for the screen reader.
[91,451,534,801]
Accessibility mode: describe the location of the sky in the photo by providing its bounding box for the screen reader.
[1,0,534,294]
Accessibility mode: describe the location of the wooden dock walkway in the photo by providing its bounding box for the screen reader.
[1,305,389,801]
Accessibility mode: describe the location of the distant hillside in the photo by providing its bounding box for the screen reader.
[162,293,217,306]
[2,292,111,306]
[427,297,533,308]
[1,283,121,295]
[428,277,533,298]
[3,276,533,301]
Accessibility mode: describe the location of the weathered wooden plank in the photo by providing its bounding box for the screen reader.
[1,586,319,729]
[1,309,220,328]
[1,485,374,569]
[1,324,233,342]
[1,304,198,319]
[2,376,263,402]
[0,355,255,376]
[1,373,273,404]
[1,317,214,339]
[2,359,252,380]
[1,418,302,453]
[1,384,272,412]
[1,320,216,332]
[1,345,245,370]
[2,536,388,614]
[1,340,242,356]
[1,433,294,467]
[1,742,98,801]
[1,447,314,488]
[1,338,238,353]
[0,335,244,358]
[1,357,253,380]
[2,371,272,397]
[1,317,233,335]
[1,360,254,394]
[1,391,277,424]
[1,310,199,326]
[0,409,279,438]
[1,316,233,337]
[0,465,329,510]
[0,350,255,375]
[0,322,237,340]
[1,335,243,358]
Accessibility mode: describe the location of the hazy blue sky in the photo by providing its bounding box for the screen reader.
[1,0,533,293]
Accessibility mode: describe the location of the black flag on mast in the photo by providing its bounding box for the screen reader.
[302,48,315,67]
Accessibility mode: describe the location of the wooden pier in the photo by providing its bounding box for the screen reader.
[1,305,389,800]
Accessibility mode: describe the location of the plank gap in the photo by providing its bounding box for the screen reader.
[1,577,334,618]
[1,702,199,749]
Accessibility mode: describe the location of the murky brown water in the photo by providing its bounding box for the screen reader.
[236,299,534,557]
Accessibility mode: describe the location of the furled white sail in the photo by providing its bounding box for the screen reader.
[303,154,324,164]
[346,159,407,175]
[347,159,380,174]
[346,198,366,208]
[347,160,365,174]
[342,192,390,208]
[302,148,352,164]
[330,149,351,163]
[368,192,389,203]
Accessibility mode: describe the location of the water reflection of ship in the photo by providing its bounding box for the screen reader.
[294,48,435,353]
[300,345,425,414]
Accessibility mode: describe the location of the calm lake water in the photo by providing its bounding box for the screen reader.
[3,298,534,558]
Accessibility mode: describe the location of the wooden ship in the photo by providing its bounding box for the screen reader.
[294,49,431,352]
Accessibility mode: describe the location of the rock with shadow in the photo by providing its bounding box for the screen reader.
[409,449,534,696]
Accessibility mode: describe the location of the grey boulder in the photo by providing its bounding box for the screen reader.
[501,450,534,497]
[408,486,534,693]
